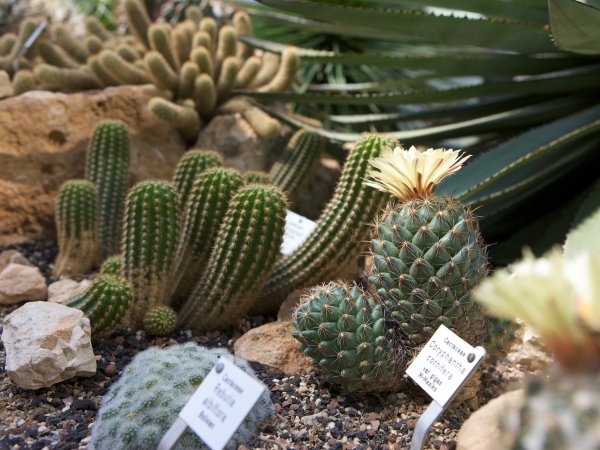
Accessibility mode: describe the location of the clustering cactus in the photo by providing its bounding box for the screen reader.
[122,180,180,328]
[91,343,274,450]
[179,184,287,330]
[85,120,130,261]
[172,149,223,208]
[53,180,99,277]
[67,274,132,336]
[143,305,178,336]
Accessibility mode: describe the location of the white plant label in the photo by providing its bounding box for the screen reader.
[406,324,485,406]
[280,210,317,256]
[178,357,266,450]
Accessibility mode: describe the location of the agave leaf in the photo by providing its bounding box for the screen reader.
[564,180,600,256]
[549,0,600,55]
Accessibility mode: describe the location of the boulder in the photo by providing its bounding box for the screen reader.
[0,85,187,245]
[0,249,33,272]
[507,325,552,372]
[0,263,47,305]
[456,389,523,450]
[48,278,92,305]
[233,321,312,375]
[1,301,96,390]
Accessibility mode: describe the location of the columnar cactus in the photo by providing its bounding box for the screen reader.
[143,305,178,336]
[67,274,132,336]
[85,120,130,260]
[122,180,180,328]
[54,180,99,276]
[172,149,223,208]
[179,184,287,330]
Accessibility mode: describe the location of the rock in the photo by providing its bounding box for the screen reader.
[48,278,92,305]
[1,301,96,389]
[0,85,187,245]
[0,249,33,272]
[195,113,291,172]
[0,70,12,99]
[0,263,47,305]
[293,156,341,220]
[456,389,523,450]
[507,324,552,371]
[277,288,311,322]
[233,321,312,375]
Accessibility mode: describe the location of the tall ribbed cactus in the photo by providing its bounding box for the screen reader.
[251,134,393,315]
[123,180,180,328]
[85,120,130,261]
[270,129,324,199]
[172,167,245,301]
[179,184,287,330]
[172,149,223,208]
[54,180,99,276]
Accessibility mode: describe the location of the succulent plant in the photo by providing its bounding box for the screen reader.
[11,69,35,95]
[143,305,178,336]
[244,170,272,185]
[171,149,223,209]
[100,254,123,276]
[53,180,99,277]
[67,274,132,336]
[91,343,274,450]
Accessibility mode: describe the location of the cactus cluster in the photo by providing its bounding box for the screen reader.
[91,343,274,450]
[0,1,300,142]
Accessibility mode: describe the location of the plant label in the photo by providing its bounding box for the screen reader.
[406,324,485,407]
[280,210,317,256]
[178,357,266,450]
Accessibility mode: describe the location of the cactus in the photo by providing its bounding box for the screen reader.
[143,305,177,336]
[178,61,198,99]
[248,52,280,89]
[270,129,324,198]
[67,274,132,336]
[148,24,179,71]
[99,49,150,85]
[123,180,180,329]
[54,180,99,277]
[0,33,16,56]
[144,50,179,91]
[185,5,203,24]
[53,24,88,63]
[116,43,139,63]
[233,10,255,59]
[216,56,240,102]
[172,167,245,300]
[194,73,217,117]
[12,69,35,95]
[85,16,112,41]
[85,120,130,260]
[258,47,300,93]
[91,343,274,450]
[245,170,272,185]
[179,184,287,330]
[172,149,223,209]
[241,106,281,138]
[88,55,120,86]
[124,0,151,48]
[251,134,392,315]
[84,35,104,55]
[100,255,123,276]
[34,64,100,91]
[148,97,201,142]
[38,40,80,69]
[172,25,191,67]
[215,25,237,72]
[234,56,261,89]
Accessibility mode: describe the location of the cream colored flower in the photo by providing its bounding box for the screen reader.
[566,252,600,332]
[366,145,470,201]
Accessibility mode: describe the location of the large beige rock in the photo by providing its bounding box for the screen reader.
[233,321,312,375]
[1,301,97,389]
[0,85,187,245]
[48,278,92,305]
[457,389,523,450]
[0,263,47,305]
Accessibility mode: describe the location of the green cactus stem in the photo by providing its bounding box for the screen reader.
[192,30,211,51]
[38,40,80,68]
[172,149,223,208]
[115,43,139,63]
[258,47,300,92]
[100,254,123,276]
[178,61,198,99]
[248,52,280,89]
[190,46,213,77]
[234,56,261,89]
[148,97,201,142]
[98,49,150,85]
[84,35,104,55]
[215,25,237,73]
[12,69,35,95]
[148,24,179,71]
[85,16,112,41]
[0,33,16,56]
[244,170,272,185]
[124,0,151,48]
[143,305,178,336]
[88,55,120,86]
[186,5,203,24]
[216,56,240,102]
[194,73,217,117]
[233,10,255,59]
[53,23,88,63]
[242,106,281,138]
[144,50,179,91]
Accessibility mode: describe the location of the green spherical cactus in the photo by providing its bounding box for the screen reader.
[148,97,201,142]
[270,129,324,198]
[244,170,272,185]
[67,274,132,336]
[293,282,402,393]
[179,185,288,330]
[12,69,35,95]
[172,167,245,300]
[252,134,392,315]
[54,180,99,277]
[34,64,100,91]
[172,149,223,208]
[85,120,130,261]
[123,180,180,329]
[99,49,150,85]
[124,0,151,48]
[91,343,274,450]
[144,50,179,92]
[148,23,179,71]
[100,255,123,276]
[143,305,177,336]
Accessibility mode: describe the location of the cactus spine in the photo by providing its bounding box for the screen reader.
[100,255,123,276]
[143,305,178,336]
[68,274,132,336]
[179,184,287,330]
[85,120,130,261]
[172,149,223,208]
[54,180,99,276]
[251,134,392,315]
[123,180,180,328]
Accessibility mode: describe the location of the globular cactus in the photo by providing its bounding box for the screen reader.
[172,149,223,208]
[123,180,180,329]
[91,343,274,450]
[179,185,287,330]
[245,170,272,185]
[85,120,130,261]
[143,305,177,336]
[34,64,100,91]
[100,255,123,276]
[270,129,325,199]
[251,134,392,315]
[67,274,132,336]
[54,180,99,277]
[148,97,201,142]
[172,167,245,301]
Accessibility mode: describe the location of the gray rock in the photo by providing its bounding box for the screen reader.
[0,263,47,305]
[48,278,92,305]
[0,250,33,272]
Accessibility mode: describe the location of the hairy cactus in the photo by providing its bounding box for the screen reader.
[38,41,79,69]
[34,64,100,90]
[85,36,104,55]
[54,180,99,276]
[85,120,130,260]
[257,47,300,93]
[67,274,132,336]
[194,73,217,118]
[270,129,324,199]
[251,134,392,315]
[91,343,274,450]
[85,16,112,41]
[172,167,245,301]
[144,50,179,91]
[148,23,180,71]
[98,49,149,85]
[143,305,177,336]
[172,149,223,208]
[12,69,35,95]
[179,185,287,330]
[123,0,151,48]
[100,255,123,276]
[123,180,180,328]
[53,24,88,63]
[245,170,272,185]
[148,97,201,142]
